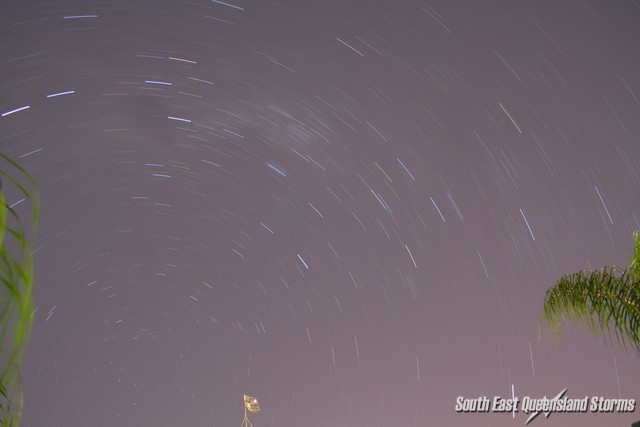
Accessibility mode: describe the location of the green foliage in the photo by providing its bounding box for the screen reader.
[542,232,640,355]
[631,230,640,281]
[0,376,23,427]
[0,154,39,426]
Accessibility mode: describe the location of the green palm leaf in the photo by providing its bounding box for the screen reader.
[631,230,640,281]
[542,232,640,355]
[0,154,38,427]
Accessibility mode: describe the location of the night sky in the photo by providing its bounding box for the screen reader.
[2,1,640,426]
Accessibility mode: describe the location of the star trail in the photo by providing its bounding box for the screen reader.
[2,1,640,426]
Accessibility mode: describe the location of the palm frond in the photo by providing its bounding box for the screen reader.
[630,230,640,281]
[0,155,38,427]
[543,265,640,355]
[0,371,22,427]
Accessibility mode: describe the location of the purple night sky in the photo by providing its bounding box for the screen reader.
[2,1,640,426]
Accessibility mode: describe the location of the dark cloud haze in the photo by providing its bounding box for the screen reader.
[2,1,640,426]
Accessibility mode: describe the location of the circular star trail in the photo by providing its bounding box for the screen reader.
[2,1,640,426]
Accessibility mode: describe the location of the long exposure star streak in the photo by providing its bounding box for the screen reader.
[2,1,640,426]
